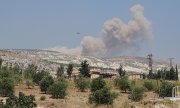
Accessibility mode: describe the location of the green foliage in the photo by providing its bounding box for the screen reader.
[24,64,37,80]
[149,67,178,81]
[1,92,37,108]
[148,70,154,79]
[175,65,179,80]
[143,81,154,91]
[49,80,68,99]
[0,78,14,97]
[56,64,64,78]
[117,65,126,77]
[40,75,54,93]
[40,96,46,101]
[117,77,130,93]
[0,70,12,78]
[0,58,3,68]
[75,76,90,92]
[67,63,73,78]
[114,78,119,87]
[129,87,144,102]
[89,87,118,105]
[32,70,49,85]
[90,78,106,92]
[79,60,90,77]
[169,67,176,80]
[26,80,34,89]
[159,81,175,97]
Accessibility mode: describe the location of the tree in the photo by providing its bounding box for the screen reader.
[2,92,36,108]
[32,70,49,85]
[79,60,90,77]
[169,67,176,80]
[90,78,106,92]
[40,75,54,93]
[143,81,154,91]
[67,63,73,78]
[117,77,130,93]
[89,87,118,105]
[157,70,161,79]
[142,73,146,79]
[159,81,175,97]
[24,64,37,80]
[148,70,154,79]
[0,58,3,69]
[175,65,179,80]
[117,65,126,77]
[0,78,14,97]
[56,64,64,78]
[129,87,144,102]
[75,76,90,92]
[49,80,68,99]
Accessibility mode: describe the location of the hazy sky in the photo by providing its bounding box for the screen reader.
[0,1,180,63]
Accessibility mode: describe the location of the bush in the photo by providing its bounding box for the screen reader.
[49,80,68,99]
[90,78,106,92]
[40,96,46,101]
[117,77,130,93]
[26,80,34,89]
[40,75,54,93]
[89,87,118,105]
[75,76,90,92]
[114,78,119,87]
[129,87,144,102]
[3,92,36,108]
[32,70,49,85]
[0,78,14,97]
[143,81,154,91]
[159,81,175,97]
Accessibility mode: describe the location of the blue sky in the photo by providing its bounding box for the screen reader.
[0,1,180,63]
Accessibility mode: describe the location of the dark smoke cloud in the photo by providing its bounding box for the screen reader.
[48,4,152,57]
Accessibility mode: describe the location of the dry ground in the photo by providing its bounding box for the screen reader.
[0,80,179,108]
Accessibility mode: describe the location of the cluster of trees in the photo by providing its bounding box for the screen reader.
[0,61,21,97]
[89,78,118,105]
[0,58,36,107]
[148,66,179,81]
[56,63,74,78]
[0,56,179,107]
[0,92,36,108]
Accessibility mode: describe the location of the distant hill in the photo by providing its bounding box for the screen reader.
[0,49,170,74]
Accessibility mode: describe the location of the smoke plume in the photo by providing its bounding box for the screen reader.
[49,4,152,57]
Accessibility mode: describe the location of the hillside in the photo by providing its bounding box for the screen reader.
[0,49,170,75]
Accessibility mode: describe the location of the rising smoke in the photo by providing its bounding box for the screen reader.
[48,4,152,57]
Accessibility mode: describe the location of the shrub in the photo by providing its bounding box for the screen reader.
[143,81,154,91]
[26,80,34,89]
[117,77,130,93]
[49,80,68,99]
[40,75,54,93]
[32,70,49,85]
[129,87,144,102]
[114,78,119,87]
[89,87,118,105]
[0,78,14,97]
[13,74,22,85]
[40,96,46,101]
[3,92,36,108]
[90,78,106,92]
[159,81,175,97]
[75,76,90,92]
[24,64,37,80]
